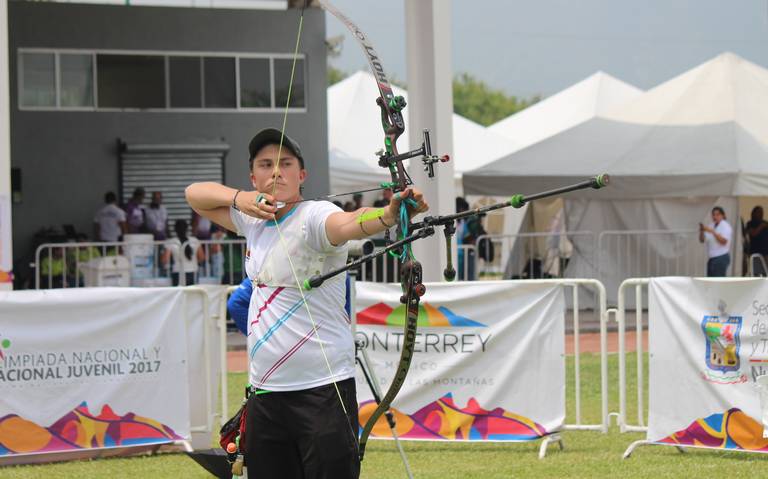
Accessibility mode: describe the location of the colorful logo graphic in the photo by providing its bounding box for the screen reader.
[656,408,768,451]
[0,402,182,456]
[701,314,742,374]
[357,303,485,327]
[0,336,10,360]
[359,393,548,441]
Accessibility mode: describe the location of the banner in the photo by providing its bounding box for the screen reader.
[355,280,565,441]
[648,277,768,452]
[0,288,191,459]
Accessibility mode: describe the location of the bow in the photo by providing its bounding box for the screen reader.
[275,0,611,468]
[315,0,444,461]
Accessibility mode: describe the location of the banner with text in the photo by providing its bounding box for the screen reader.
[0,288,190,458]
[648,277,768,452]
[355,280,565,442]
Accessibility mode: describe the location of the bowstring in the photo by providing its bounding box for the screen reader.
[267,3,357,447]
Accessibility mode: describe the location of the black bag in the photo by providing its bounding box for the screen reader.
[475,220,495,262]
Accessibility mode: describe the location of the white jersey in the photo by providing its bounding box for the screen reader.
[704,220,732,258]
[230,201,354,391]
[93,203,126,242]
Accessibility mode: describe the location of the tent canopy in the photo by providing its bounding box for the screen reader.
[328,71,517,195]
[489,71,642,150]
[464,53,768,199]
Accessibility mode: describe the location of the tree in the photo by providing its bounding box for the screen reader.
[452,73,540,126]
[328,66,348,86]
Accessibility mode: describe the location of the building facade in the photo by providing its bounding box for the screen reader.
[8,1,328,287]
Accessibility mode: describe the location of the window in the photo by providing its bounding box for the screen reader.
[97,54,165,108]
[203,57,236,108]
[18,49,307,112]
[60,54,94,107]
[20,52,55,107]
[274,58,305,108]
[239,58,271,108]
[169,56,202,108]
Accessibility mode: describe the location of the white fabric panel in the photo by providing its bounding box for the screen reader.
[647,277,768,452]
[0,288,191,458]
[354,280,565,441]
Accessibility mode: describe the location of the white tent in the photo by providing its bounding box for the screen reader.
[483,71,643,274]
[328,71,518,197]
[489,71,642,151]
[463,52,768,296]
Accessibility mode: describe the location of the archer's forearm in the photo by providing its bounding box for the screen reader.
[326,207,396,245]
[186,182,239,212]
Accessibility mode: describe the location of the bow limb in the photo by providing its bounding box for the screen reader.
[318,0,421,462]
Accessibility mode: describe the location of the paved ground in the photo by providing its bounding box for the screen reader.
[226,330,648,372]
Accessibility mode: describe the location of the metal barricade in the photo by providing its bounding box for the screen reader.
[474,231,596,281]
[35,240,169,289]
[614,278,649,433]
[557,279,610,434]
[598,229,706,280]
[748,253,768,277]
[181,238,247,286]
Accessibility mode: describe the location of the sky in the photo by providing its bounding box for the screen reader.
[326,0,768,99]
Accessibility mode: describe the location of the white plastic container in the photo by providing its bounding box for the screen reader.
[81,256,131,287]
[123,234,155,284]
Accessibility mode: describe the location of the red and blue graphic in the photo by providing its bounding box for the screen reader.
[359,393,548,441]
[0,402,183,456]
[656,408,768,451]
[358,303,485,327]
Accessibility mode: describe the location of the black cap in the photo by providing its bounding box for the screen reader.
[248,128,304,168]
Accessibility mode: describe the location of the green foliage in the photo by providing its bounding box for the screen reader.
[453,73,540,126]
[328,66,348,86]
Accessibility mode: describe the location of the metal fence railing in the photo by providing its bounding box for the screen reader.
[474,231,597,281]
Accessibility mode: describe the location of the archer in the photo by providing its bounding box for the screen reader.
[185,128,428,479]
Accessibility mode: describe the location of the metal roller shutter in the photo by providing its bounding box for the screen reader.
[119,142,229,232]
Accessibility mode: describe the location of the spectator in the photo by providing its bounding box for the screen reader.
[373,188,393,208]
[68,233,102,286]
[456,197,485,281]
[124,187,146,233]
[162,219,205,286]
[747,206,768,275]
[699,206,732,277]
[192,210,213,240]
[352,193,363,210]
[222,228,244,285]
[93,192,127,242]
[40,246,66,288]
[144,191,169,240]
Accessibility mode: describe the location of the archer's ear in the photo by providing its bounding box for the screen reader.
[299,169,307,184]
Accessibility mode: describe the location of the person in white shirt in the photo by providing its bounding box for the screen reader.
[93,192,127,242]
[144,191,169,240]
[699,206,732,277]
[185,128,427,479]
[161,219,205,286]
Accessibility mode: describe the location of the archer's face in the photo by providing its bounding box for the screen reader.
[250,144,306,202]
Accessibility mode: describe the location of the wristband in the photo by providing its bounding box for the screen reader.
[232,190,242,211]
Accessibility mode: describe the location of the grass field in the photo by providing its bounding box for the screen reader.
[4,353,768,478]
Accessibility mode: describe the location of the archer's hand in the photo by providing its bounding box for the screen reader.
[235,190,277,221]
[386,188,429,223]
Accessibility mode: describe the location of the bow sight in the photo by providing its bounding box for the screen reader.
[377,126,451,180]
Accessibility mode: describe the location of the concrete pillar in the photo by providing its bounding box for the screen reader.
[404,0,454,282]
